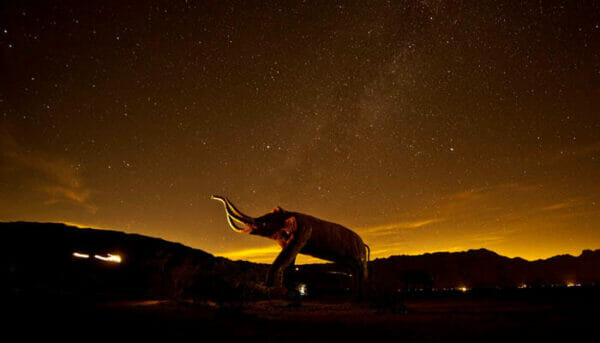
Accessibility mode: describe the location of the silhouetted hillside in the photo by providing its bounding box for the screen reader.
[367,248,600,292]
[3,222,600,302]
[2,221,267,300]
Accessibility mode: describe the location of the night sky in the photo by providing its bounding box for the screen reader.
[1,1,599,263]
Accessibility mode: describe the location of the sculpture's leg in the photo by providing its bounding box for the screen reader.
[358,260,368,300]
[353,262,364,300]
[283,256,297,289]
[344,258,366,301]
[358,256,369,299]
[266,227,312,290]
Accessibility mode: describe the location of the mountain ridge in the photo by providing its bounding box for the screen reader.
[6,221,595,263]
[3,221,600,299]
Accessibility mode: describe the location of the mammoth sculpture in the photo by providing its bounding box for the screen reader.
[211,195,370,298]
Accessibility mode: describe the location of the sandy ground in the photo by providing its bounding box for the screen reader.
[7,290,600,341]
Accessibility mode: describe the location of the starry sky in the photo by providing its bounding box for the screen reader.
[1,0,599,263]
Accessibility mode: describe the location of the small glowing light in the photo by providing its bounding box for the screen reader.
[94,253,122,263]
[566,282,575,288]
[72,252,89,259]
[297,283,307,296]
[518,284,527,289]
[458,286,468,292]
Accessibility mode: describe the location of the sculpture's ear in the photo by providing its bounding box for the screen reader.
[283,216,297,233]
[271,206,284,213]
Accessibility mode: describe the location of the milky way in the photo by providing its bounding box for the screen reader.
[1,1,599,263]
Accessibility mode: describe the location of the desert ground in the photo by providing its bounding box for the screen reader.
[4,223,600,341]
[8,288,599,341]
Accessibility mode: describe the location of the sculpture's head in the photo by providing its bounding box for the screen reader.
[211,195,293,237]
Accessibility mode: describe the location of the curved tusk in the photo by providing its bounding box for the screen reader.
[211,195,256,224]
[211,195,252,232]
[224,198,256,224]
[226,213,247,232]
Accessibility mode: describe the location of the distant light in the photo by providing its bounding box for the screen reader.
[518,284,527,289]
[72,252,89,259]
[458,286,468,292]
[297,283,307,296]
[94,253,122,263]
[566,282,575,288]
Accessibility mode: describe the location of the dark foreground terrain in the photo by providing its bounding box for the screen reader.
[4,222,600,341]
[8,288,600,341]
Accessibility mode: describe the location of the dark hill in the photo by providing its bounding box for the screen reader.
[366,248,600,292]
[2,221,267,300]
[3,222,600,301]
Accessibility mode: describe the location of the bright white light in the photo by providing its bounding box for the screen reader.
[94,253,122,263]
[297,283,307,296]
[72,252,89,259]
